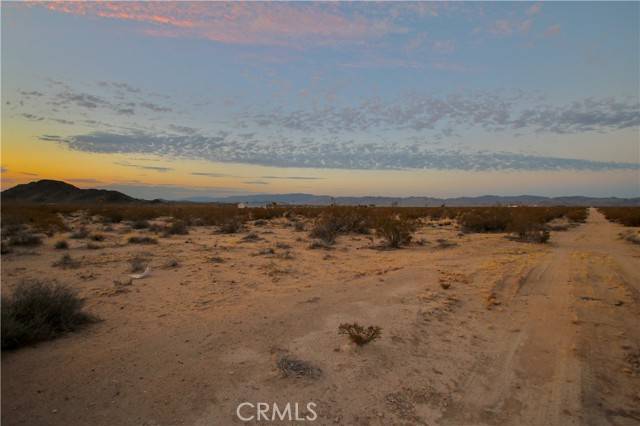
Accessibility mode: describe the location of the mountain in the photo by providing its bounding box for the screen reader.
[1,180,136,203]
[192,193,640,207]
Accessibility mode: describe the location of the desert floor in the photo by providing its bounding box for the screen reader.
[2,208,639,426]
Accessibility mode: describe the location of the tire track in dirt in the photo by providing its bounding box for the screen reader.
[439,208,639,426]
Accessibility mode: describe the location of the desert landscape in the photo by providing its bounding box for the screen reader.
[1,181,639,425]
[2,2,639,425]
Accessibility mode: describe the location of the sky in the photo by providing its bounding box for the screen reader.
[1,1,639,200]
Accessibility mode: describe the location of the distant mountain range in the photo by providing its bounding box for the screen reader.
[2,179,639,206]
[1,180,136,203]
[185,193,640,207]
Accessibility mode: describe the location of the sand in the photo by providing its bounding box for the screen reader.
[2,208,639,425]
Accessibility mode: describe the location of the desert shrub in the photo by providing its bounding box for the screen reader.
[70,227,89,239]
[599,207,640,227]
[338,323,382,346]
[128,236,158,245]
[458,208,512,232]
[621,230,640,245]
[165,220,189,235]
[164,258,180,268]
[294,221,305,232]
[52,253,81,269]
[90,233,105,241]
[1,204,67,234]
[309,220,338,245]
[1,242,11,254]
[254,219,267,226]
[565,208,588,223]
[132,219,150,229]
[54,240,69,250]
[86,242,102,250]
[130,255,148,273]
[309,240,333,250]
[218,216,244,234]
[277,356,322,379]
[7,232,42,247]
[1,280,94,350]
[241,232,262,242]
[375,216,415,248]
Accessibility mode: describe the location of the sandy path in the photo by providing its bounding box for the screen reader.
[440,208,640,426]
[2,209,638,425]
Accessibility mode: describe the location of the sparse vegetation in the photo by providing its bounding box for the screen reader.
[218,216,244,234]
[90,233,105,241]
[52,253,81,269]
[164,220,189,235]
[599,207,640,227]
[130,255,148,272]
[70,227,90,239]
[277,356,322,379]
[128,236,158,245]
[375,216,415,248]
[54,240,69,250]
[7,232,42,247]
[1,280,94,350]
[338,322,382,346]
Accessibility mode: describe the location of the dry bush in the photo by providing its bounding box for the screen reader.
[7,232,42,247]
[375,216,416,248]
[277,356,322,379]
[86,242,102,250]
[275,242,292,250]
[53,240,69,250]
[1,203,68,234]
[1,280,94,350]
[165,220,189,235]
[241,232,262,242]
[164,258,180,268]
[218,216,244,234]
[128,236,158,245]
[309,219,338,245]
[70,227,89,239]
[620,230,640,245]
[90,233,105,241]
[52,253,81,269]
[253,219,267,226]
[294,221,305,232]
[338,322,382,346]
[132,219,150,229]
[308,240,333,250]
[599,207,640,227]
[130,255,148,272]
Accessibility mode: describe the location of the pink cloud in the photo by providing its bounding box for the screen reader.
[39,2,399,47]
[527,3,542,16]
[544,24,561,37]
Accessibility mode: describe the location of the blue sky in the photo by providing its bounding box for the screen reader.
[2,1,639,199]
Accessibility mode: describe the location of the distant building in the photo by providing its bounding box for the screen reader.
[237,202,247,209]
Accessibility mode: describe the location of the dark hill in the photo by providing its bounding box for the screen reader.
[1,180,136,203]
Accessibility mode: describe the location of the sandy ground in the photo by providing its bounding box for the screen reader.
[2,208,639,426]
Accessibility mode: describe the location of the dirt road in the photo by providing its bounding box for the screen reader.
[2,208,639,425]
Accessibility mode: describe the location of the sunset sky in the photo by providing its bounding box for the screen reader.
[2,1,639,200]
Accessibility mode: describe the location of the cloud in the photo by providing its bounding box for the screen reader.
[113,161,173,173]
[243,180,269,185]
[261,176,324,181]
[527,3,541,16]
[99,183,256,201]
[52,129,639,172]
[191,172,232,178]
[544,24,561,37]
[40,2,402,47]
[245,93,640,134]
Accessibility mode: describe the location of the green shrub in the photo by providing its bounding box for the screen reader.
[375,216,415,248]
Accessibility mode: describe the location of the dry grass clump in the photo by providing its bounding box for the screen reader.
[217,216,244,234]
[52,253,81,269]
[86,242,102,250]
[90,233,105,241]
[620,230,640,245]
[375,216,416,248]
[55,240,69,250]
[1,204,68,234]
[308,240,333,250]
[128,236,158,245]
[293,221,305,232]
[165,220,189,235]
[130,255,149,272]
[276,356,322,379]
[338,322,382,346]
[164,258,180,268]
[599,207,640,227]
[1,280,94,350]
[7,232,42,247]
[241,232,263,242]
[70,227,90,239]
[132,219,150,229]
[309,220,338,245]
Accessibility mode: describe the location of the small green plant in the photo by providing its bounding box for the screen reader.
[338,322,382,346]
[1,280,95,350]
